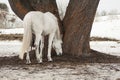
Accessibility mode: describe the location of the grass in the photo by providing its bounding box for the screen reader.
[90,37,120,41]
[0,34,23,41]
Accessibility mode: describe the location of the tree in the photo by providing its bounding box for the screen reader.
[108,9,118,15]
[0,3,9,12]
[63,0,99,56]
[100,10,107,16]
[9,0,100,57]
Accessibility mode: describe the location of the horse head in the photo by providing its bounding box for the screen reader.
[52,40,63,56]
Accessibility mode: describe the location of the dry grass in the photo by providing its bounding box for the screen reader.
[0,34,119,42]
[0,34,23,41]
[90,37,119,41]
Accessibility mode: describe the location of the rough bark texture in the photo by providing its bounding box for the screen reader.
[8,0,33,19]
[9,0,100,57]
[63,0,100,56]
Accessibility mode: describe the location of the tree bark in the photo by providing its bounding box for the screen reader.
[63,0,100,56]
[8,0,34,19]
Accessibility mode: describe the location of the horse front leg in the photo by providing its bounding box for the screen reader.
[48,33,55,62]
[39,36,44,63]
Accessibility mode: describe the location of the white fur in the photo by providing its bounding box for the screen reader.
[19,11,62,64]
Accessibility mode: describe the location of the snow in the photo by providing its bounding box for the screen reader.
[91,15,120,40]
[90,41,120,56]
[56,0,69,20]
[0,41,21,57]
[0,28,23,34]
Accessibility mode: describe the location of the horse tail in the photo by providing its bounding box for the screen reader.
[19,16,32,60]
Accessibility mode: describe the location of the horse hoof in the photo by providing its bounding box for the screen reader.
[38,61,43,64]
[48,59,53,62]
[60,54,62,56]
[57,53,62,56]
[37,59,43,64]
[26,61,31,64]
[48,60,53,62]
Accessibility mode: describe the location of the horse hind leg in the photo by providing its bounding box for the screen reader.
[48,33,55,62]
[35,34,42,63]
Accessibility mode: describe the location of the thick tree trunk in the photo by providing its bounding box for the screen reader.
[63,0,100,56]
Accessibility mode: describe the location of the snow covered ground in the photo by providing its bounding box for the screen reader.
[0,40,21,57]
[0,28,23,34]
[0,63,120,80]
[91,15,120,40]
[90,41,120,56]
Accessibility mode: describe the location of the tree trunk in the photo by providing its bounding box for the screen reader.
[9,0,100,57]
[8,0,34,19]
[63,0,100,56]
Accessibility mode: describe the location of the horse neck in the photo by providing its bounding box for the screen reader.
[55,28,61,41]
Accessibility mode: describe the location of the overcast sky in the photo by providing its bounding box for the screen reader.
[97,0,120,13]
[0,0,120,14]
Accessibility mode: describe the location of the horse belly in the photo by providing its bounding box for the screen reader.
[42,27,56,36]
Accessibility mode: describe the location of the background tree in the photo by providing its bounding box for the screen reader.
[0,3,9,28]
[0,3,9,12]
[100,10,107,16]
[63,0,100,56]
[9,0,100,57]
[108,9,119,15]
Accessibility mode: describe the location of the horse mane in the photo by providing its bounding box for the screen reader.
[56,27,62,40]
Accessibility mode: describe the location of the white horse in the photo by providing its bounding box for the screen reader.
[19,11,63,64]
